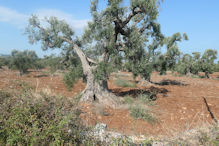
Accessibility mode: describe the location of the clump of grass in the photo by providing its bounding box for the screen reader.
[191,74,206,79]
[122,93,156,106]
[114,78,136,88]
[112,137,153,145]
[166,124,219,146]
[130,106,157,124]
[197,130,219,146]
[138,93,156,105]
[191,74,200,78]
[122,96,134,105]
[199,75,205,78]
[121,93,157,123]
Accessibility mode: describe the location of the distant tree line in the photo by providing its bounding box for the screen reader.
[0,50,67,75]
[0,49,83,90]
[0,47,218,89]
[176,49,218,78]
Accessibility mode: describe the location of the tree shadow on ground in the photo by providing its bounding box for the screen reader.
[111,86,168,100]
[28,70,42,73]
[34,74,49,78]
[152,79,187,86]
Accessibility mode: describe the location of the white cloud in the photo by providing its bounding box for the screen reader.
[0,6,89,30]
[0,6,28,28]
[35,9,89,30]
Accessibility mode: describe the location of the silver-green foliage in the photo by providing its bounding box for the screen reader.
[154,32,188,75]
[177,49,217,78]
[83,0,165,81]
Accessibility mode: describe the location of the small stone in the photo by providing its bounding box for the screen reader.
[182,107,187,110]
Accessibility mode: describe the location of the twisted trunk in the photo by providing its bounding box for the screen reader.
[73,44,118,107]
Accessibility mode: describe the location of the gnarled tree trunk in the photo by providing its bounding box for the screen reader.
[73,44,119,107]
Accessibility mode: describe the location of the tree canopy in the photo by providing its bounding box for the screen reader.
[25,0,190,105]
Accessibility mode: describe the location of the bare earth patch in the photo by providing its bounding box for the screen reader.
[0,69,218,137]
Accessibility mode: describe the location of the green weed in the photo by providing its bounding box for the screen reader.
[114,78,136,88]
[130,106,157,124]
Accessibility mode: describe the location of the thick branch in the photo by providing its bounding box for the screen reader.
[123,7,142,27]
[87,57,97,64]
[113,7,142,40]
[116,42,125,51]
[139,24,150,33]
[61,37,92,74]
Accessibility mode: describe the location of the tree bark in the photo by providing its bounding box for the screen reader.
[205,71,210,78]
[186,68,192,76]
[72,44,119,107]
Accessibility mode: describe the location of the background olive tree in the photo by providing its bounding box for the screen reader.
[153,33,188,75]
[10,50,38,76]
[176,52,200,76]
[0,55,11,69]
[200,49,217,78]
[176,49,217,78]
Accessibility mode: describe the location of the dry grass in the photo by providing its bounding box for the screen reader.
[155,107,219,146]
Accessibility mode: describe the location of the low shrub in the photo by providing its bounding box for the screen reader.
[122,96,134,105]
[0,90,99,145]
[63,65,83,91]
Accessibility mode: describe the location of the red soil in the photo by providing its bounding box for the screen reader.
[0,69,85,97]
[0,69,218,137]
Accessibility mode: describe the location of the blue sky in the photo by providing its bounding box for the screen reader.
[0,0,219,59]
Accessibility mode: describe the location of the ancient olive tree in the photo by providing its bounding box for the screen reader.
[26,0,167,106]
[10,50,38,75]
